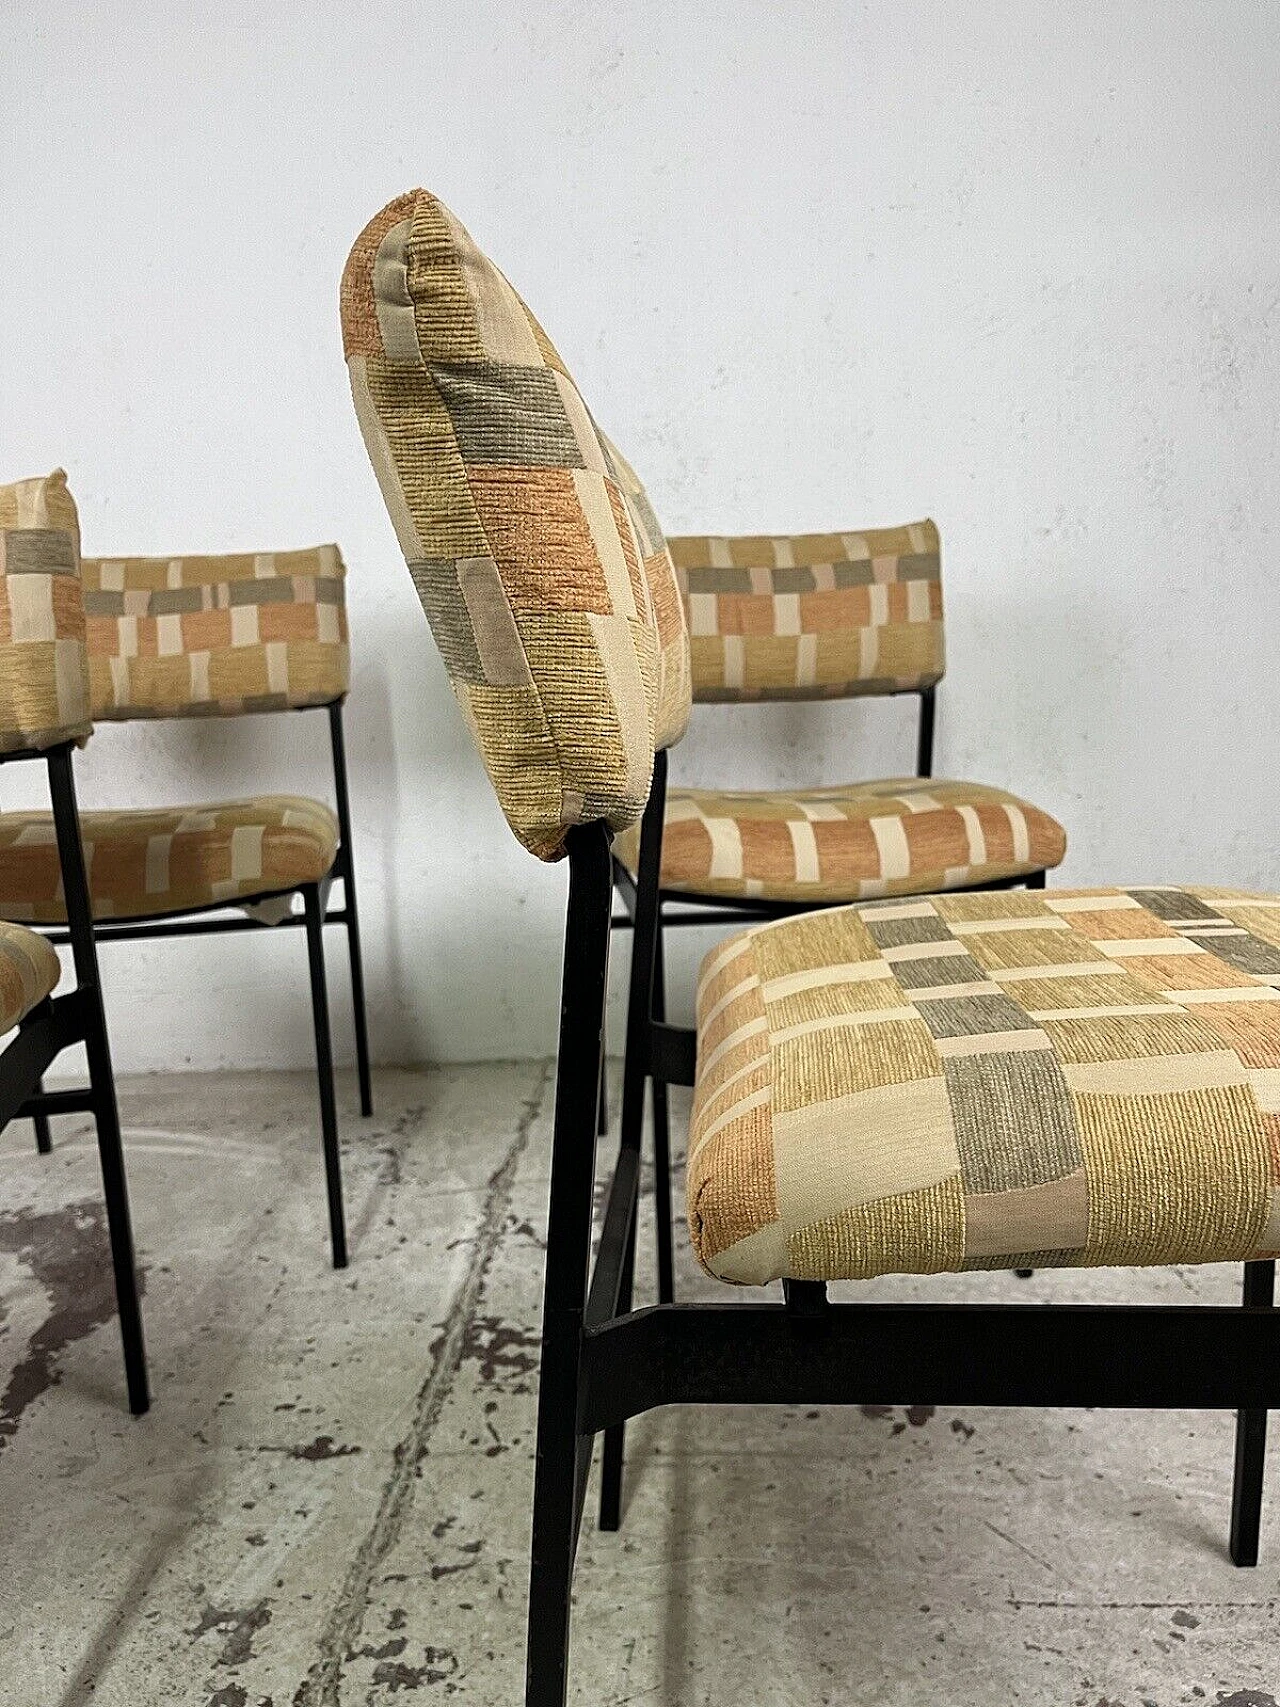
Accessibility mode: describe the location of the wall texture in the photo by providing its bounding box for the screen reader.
[2,1,1279,1069]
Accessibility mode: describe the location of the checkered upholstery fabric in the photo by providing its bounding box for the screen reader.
[81,545,348,719]
[673,522,944,702]
[614,776,1066,902]
[0,471,92,754]
[0,796,338,923]
[341,189,689,861]
[690,887,1280,1284]
[0,921,60,1036]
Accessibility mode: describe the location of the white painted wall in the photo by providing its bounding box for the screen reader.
[2,1,1279,1070]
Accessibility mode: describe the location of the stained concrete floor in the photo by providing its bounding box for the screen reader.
[0,1061,1277,1707]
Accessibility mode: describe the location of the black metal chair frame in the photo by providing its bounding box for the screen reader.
[27,698,370,1269]
[1,740,148,1416]
[610,684,1048,1304]
[524,760,1276,1706]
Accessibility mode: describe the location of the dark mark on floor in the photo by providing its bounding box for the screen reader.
[371,1648,458,1691]
[290,1435,361,1462]
[0,1200,143,1451]
[189,1598,273,1668]
[289,1059,550,1707]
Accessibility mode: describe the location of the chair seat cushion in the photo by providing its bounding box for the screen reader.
[0,796,338,924]
[0,921,60,1035]
[689,886,1280,1284]
[614,776,1067,902]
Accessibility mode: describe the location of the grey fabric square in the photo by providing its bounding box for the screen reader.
[5,529,74,575]
[429,362,585,467]
[409,558,484,682]
[944,1050,1083,1193]
[914,992,1039,1041]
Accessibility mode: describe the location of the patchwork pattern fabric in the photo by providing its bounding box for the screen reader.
[0,921,60,1037]
[0,470,92,754]
[599,436,689,750]
[81,546,348,719]
[0,797,338,923]
[341,189,690,861]
[614,776,1066,902]
[689,887,1280,1285]
[673,522,944,702]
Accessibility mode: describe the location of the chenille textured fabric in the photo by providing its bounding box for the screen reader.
[0,471,92,754]
[689,886,1280,1284]
[341,188,688,860]
[0,922,60,1035]
[673,522,944,702]
[614,776,1067,902]
[0,797,338,923]
[81,546,349,719]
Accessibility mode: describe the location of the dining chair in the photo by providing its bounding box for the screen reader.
[342,189,1279,1707]
[0,469,147,1414]
[610,523,1068,1306]
[0,537,368,1267]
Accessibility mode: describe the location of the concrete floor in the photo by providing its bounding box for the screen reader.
[0,1062,1277,1707]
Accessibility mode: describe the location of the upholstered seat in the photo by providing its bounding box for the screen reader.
[0,921,60,1034]
[614,775,1067,902]
[690,885,1280,1285]
[0,796,338,923]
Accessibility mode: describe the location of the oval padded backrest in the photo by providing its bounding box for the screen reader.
[341,189,689,860]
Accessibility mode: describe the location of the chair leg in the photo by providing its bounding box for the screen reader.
[527,1377,590,1706]
[88,1061,150,1417]
[303,884,347,1269]
[327,702,373,1118]
[526,824,613,1706]
[47,745,149,1416]
[652,919,674,1307]
[597,1197,635,1533]
[344,881,374,1120]
[32,1077,52,1154]
[1230,1258,1275,1566]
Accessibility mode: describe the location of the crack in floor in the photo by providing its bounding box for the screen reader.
[290,1060,551,1707]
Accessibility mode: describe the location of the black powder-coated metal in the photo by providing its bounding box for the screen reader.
[303,881,347,1269]
[525,821,614,1707]
[46,743,150,1416]
[1230,1258,1276,1565]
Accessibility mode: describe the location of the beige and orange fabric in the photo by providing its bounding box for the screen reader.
[341,188,689,861]
[0,471,92,755]
[0,921,60,1035]
[0,797,337,923]
[81,545,349,720]
[615,776,1067,903]
[674,522,943,702]
[689,886,1280,1284]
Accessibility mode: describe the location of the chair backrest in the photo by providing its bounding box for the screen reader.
[80,545,349,720]
[672,521,944,702]
[341,188,689,861]
[0,470,92,755]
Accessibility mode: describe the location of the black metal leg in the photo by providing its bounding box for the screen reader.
[303,883,347,1269]
[597,758,667,1534]
[328,703,373,1118]
[48,747,149,1416]
[652,916,674,1307]
[32,1077,52,1154]
[526,825,613,1707]
[345,889,373,1120]
[1230,1258,1275,1565]
[597,1195,635,1534]
[1026,868,1048,890]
